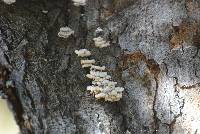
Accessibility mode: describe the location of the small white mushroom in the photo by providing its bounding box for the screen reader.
[82,64,93,68]
[105,75,112,80]
[101,80,110,85]
[81,59,95,64]
[2,0,15,4]
[90,65,106,71]
[87,74,107,81]
[58,26,74,38]
[95,40,106,45]
[105,93,122,102]
[92,74,111,80]
[92,81,102,86]
[42,10,48,14]
[87,86,102,94]
[107,81,117,87]
[98,42,110,48]
[100,80,117,88]
[75,49,91,57]
[93,37,104,42]
[72,0,86,6]
[102,86,112,93]
[86,74,96,79]
[93,37,110,48]
[105,95,115,102]
[90,71,108,77]
[109,90,118,96]
[95,93,107,99]
[93,77,108,83]
[116,93,123,99]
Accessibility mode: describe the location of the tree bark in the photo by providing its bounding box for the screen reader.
[0,0,200,133]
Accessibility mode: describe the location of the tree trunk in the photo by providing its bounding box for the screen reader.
[0,0,200,133]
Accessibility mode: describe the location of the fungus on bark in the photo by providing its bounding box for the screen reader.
[74,29,124,102]
[58,26,74,39]
[80,59,96,68]
[72,0,86,6]
[74,49,91,57]
[2,0,16,4]
[93,37,110,48]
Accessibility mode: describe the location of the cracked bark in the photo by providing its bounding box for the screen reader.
[0,0,200,134]
[152,77,160,134]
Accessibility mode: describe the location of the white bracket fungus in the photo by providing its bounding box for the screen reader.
[42,10,48,14]
[80,59,95,68]
[95,93,107,99]
[87,86,103,94]
[58,26,74,39]
[87,74,111,81]
[74,49,91,57]
[2,0,16,4]
[86,74,97,80]
[90,71,108,78]
[81,59,95,64]
[72,0,86,6]
[93,37,110,48]
[90,65,106,71]
[82,64,93,68]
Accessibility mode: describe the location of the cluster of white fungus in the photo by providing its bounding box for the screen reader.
[74,28,124,102]
[93,37,110,48]
[2,0,16,4]
[86,69,124,102]
[58,26,74,39]
[75,46,124,102]
[72,0,86,6]
[75,49,91,57]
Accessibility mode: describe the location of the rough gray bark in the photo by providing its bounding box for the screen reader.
[0,0,200,134]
